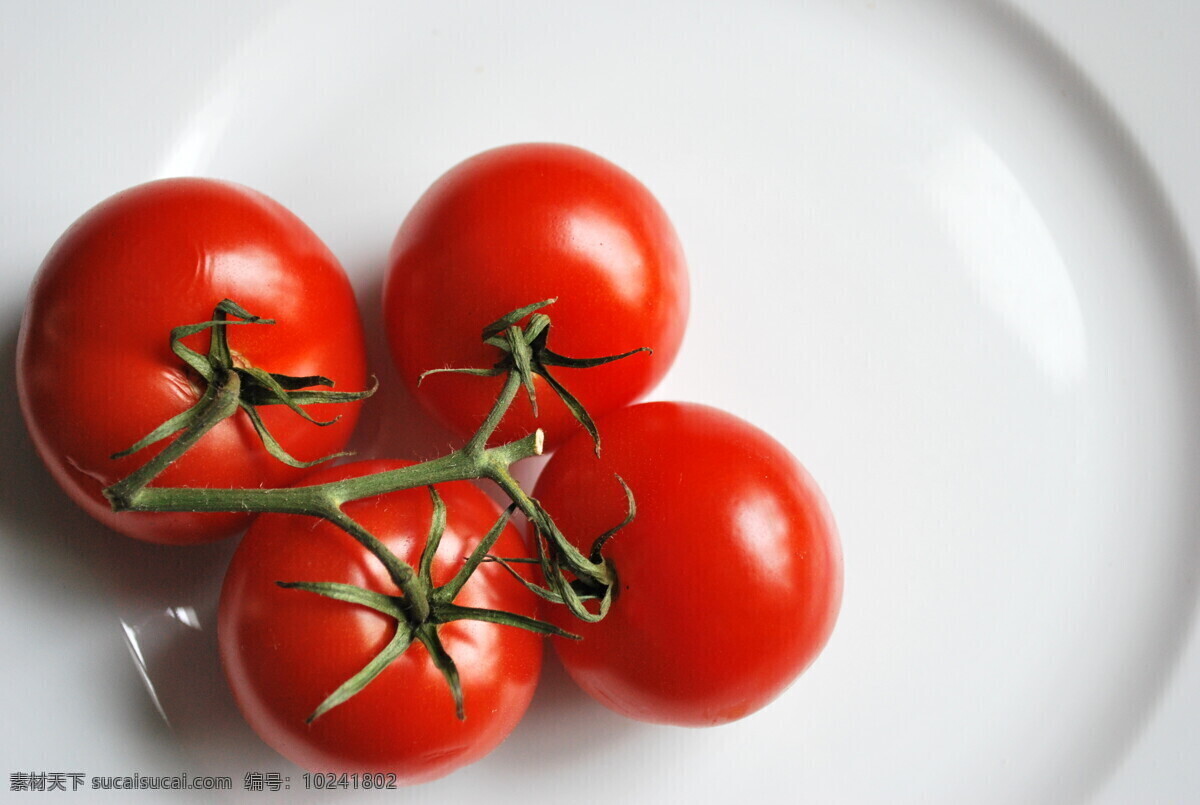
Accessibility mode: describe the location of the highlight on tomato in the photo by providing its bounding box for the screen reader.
[382,142,690,449]
[533,401,843,726]
[218,460,545,782]
[16,177,369,544]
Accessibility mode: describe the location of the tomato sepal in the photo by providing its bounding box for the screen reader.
[483,474,636,624]
[108,299,377,470]
[276,486,575,722]
[421,299,651,456]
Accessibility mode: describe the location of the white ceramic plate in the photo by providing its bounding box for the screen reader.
[2,2,1196,802]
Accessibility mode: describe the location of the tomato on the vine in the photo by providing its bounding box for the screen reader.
[218,460,543,781]
[534,402,842,726]
[17,178,368,544]
[383,143,689,448]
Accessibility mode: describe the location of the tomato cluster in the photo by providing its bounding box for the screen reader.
[17,145,841,783]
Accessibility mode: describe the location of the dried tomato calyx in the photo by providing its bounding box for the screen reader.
[483,474,635,624]
[109,298,376,469]
[278,490,575,722]
[420,298,650,456]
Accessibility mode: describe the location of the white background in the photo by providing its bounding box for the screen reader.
[1,2,1196,802]
[1008,3,1199,802]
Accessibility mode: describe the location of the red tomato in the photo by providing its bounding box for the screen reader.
[218,460,543,781]
[16,178,368,544]
[535,402,842,726]
[383,143,689,448]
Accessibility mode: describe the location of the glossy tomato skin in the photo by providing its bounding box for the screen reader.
[535,402,842,726]
[218,460,543,781]
[383,143,689,448]
[17,178,368,544]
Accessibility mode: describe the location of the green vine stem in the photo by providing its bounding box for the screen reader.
[100,299,640,719]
